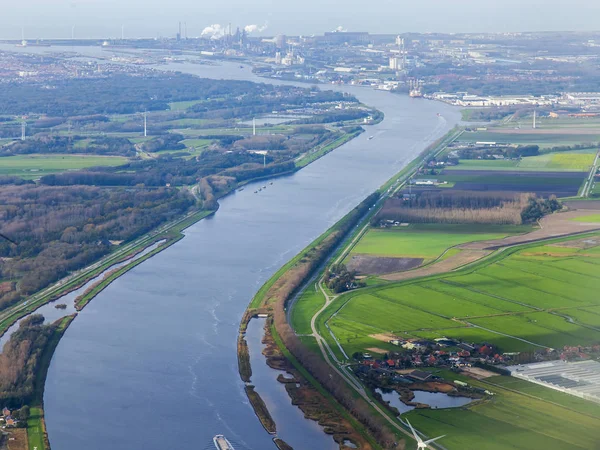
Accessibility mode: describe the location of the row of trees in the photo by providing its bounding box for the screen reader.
[377,192,530,225]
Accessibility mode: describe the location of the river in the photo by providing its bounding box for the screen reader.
[2,44,460,449]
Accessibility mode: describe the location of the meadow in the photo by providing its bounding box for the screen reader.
[321,234,600,357]
[348,224,528,262]
[459,130,600,148]
[406,374,600,450]
[0,154,128,178]
[447,150,596,172]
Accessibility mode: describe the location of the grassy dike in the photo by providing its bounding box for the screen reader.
[238,126,465,449]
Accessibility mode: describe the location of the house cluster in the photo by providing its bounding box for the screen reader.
[560,344,600,362]
[355,338,507,372]
[1,407,17,428]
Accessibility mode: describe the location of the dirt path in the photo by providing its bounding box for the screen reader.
[381,209,600,282]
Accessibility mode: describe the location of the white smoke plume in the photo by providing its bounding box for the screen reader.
[201,24,226,40]
[333,25,347,32]
[244,23,268,34]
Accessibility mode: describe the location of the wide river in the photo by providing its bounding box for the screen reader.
[2,44,460,450]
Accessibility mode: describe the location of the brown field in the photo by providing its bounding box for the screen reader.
[460,367,498,380]
[369,333,399,343]
[6,429,27,450]
[365,347,389,354]
[564,200,600,210]
[347,255,424,275]
[381,249,491,281]
[555,236,600,249]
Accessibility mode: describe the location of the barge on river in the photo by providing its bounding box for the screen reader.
[213,434,235,450]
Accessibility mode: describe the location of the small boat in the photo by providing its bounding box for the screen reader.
[254,191,258,194]
[368,135,374,140]
[270,182,273,185]
[213,434,235,450]
[237,188,244,192]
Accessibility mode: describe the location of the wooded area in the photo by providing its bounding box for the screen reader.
[0,185,195,309]
[377,191,531,225]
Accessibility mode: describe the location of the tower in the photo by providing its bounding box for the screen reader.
[533,110,537,129]
[21,118,26,141]
[144,112,147,137]
[253,118,256,136]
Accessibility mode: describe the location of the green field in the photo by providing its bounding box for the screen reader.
[571,213,600,223]
[321,234,600,357]
[0,154,128,178]
[459,130,600,148]
[348,224,529,262]
[448,150,596,172]
[168,99,203,111]
[291,286,326,335]
[406,374,600,450]
[27,407,45,450]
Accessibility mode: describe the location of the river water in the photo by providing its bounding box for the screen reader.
[2,44,460,449]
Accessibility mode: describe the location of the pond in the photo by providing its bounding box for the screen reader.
[376,388,473,415]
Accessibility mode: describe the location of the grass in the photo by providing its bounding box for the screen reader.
[168,99,203,111]
[571,213,600,223]
[0,154,128,178]
[320,232,600,357]
[518,152,595,171]
[291,286,325,335]
[439,172,583,186]
[349,224,529,261]
[459,130,600,148]
[27,407,45,450]
[448,151,595,172]
[406,377,599,450]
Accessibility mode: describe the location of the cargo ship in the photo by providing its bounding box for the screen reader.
[213,434,235,450]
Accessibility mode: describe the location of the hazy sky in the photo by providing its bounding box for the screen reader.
[2,0,599,39]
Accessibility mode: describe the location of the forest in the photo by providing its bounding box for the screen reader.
[0,135,136,157]
[0,185,195,310]
[0,73,355,117]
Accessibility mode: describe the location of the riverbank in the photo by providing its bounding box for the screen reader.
[27,315,76,450]
[238,126,465,449]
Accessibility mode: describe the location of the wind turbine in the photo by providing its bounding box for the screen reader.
[406,419,445,449]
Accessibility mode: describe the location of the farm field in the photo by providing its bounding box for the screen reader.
[447,150,596,172]
[458,129,600,148]
[435,170,586,197]
[347,224,528,264]
[571,213,600,223]
[321,233,600,358]
[0,154,128,178]
[406,373,600,450]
